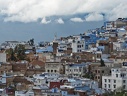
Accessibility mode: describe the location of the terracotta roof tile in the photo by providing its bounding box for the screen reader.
[13,76,33,84]
[30,60,45,67]
[50,82,64,89]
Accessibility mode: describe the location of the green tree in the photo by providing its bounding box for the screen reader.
[6,48,17,61]
[10,49,17,61]
[15,44,26,60]
[82,72,94,80]
[28,38,34,46]
[100,58,105,67]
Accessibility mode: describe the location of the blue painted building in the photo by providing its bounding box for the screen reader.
[36,46,53,53]
[81,33,100,49]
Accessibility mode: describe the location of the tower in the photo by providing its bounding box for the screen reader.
[53,32,58,57]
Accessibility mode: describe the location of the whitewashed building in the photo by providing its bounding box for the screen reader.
[0,41,27,49]
[45,62,64,74]
[65,64,87,77]
[0,53,6,63]
[105,21,116,31]
[102,68,127,91]
[0,88,6,96]
[71,40,85,53]
[15,90,34,96]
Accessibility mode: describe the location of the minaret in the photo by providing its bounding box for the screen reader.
[53,32,58,60]
[54,32,57,42]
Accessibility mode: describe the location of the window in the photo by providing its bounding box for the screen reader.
[116,74,118,77]
[74,69,78,72]
[102,70,104,73]
[105,79,107,82]
[54,70,57,72]
[114,85,116,88]
[47,70,50,72]
[105,84,107,88]
[121,74,125,77]
[108,79,110,83]
[123,80,126,83]
[121,74,123,77]
[79,68,81,72]
[51,70,53,72]
[123,85,126,89]
[108,84,110,88]
[114,80,116,83]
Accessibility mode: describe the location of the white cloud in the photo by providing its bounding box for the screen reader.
[56,18,64,24]
[70,17,84,22]
[85,13,103,21]
[41,17,51,24]
[0,0,127,22]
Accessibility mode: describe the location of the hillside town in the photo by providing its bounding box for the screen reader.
[0,18,127,96]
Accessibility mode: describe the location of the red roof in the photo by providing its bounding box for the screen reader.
[30,60,45,67]
[49,82,64,89]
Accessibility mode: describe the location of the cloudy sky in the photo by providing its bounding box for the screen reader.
[0,0,127,43]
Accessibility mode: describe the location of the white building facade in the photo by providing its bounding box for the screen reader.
[105,21,116,31]
[102,68,127,91]
[0,41,27,49]
[65,64,86,77]
[71,40,85,53]
[0,53,6,63]
[15,90,34,96]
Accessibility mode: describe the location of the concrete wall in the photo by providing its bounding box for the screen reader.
[0,53,6,63]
